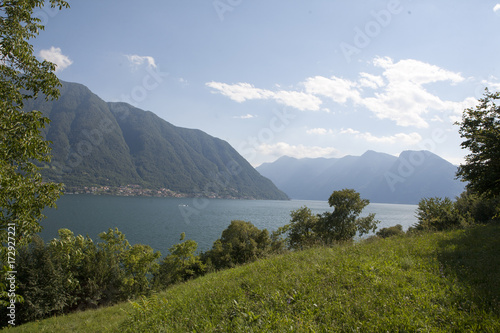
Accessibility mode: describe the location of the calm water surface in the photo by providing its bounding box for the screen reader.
[41,195,417,254]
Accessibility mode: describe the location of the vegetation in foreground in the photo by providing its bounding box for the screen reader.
[5,223,500,332]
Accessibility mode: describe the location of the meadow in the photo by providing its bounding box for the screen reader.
[6,223,500,332]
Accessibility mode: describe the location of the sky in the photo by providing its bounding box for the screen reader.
[32,0,500,166]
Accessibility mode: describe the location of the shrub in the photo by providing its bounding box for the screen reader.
[455,191,500,224]
[414,197,463,231]
[203,220,271,270]
[156,233,205,287]
[376,224,404,238]
[275,206,320,250]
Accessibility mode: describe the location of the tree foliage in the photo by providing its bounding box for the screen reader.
[276,206,319,250]
[454,190,500,223]
[203,220,272,270]
[317,189,379,243]
[413,197,464,231]
[0,0,69,247]
[376,224,404,238]
[277,189,380,249]
[156,233,205,287]
[0,228,161,326]
[456,90,500,197]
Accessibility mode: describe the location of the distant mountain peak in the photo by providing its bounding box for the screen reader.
[257,150,464,204]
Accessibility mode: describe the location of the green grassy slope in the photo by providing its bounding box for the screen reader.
[7,224,500,332]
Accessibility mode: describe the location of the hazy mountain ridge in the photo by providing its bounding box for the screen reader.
[257,150,465,204]
[27,81,288,200]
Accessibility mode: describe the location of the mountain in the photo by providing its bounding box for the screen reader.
[256,150,466,204]
[25,81,288,200]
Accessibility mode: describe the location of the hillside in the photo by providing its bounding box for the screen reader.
[257,150,465,204]
[24,81,288,200]
[8,224,500,332]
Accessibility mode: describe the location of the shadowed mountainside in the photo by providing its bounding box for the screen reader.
[25,81,288,200]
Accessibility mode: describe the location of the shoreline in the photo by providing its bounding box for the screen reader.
[62,185,268,200]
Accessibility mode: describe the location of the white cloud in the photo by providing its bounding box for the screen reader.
[481,78,500,91]
[306,128,334,135]
[233,114,255,119]
[206,57,475,128]
[206,82,322,111]
[359,57,468,128]
[206,82,273,102]
[273,90,323,111]
[303,75,361,104]
[494,4,500,13]
[126,54,157,69]
[341,128,422,145]
[257,142,338,159]
[340,128,360,135]
[358,72,384,89]
[39,47,72,72]
[373,56,464,85]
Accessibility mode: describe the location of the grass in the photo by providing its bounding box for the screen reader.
[5,224,500,332]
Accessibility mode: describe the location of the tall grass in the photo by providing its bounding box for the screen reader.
[7,224,500,332]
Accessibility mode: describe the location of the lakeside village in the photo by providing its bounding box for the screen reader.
[63,184,254,200]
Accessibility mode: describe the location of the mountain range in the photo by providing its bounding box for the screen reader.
[256,150,466,204]
[25,81,288,200]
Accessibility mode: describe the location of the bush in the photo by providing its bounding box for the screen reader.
[376,224,404,238]
[455,191,500,224]
[2,228,161,327]
[275,206,320,250]
[414,197,463,231]
[156,233,205,287]
[203,220,271,270]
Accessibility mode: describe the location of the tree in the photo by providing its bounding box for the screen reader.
[315,189,379,243]
[456,89,500,197]
[11,236,66,325]
[203,220,271,269]
[121,244,161,297]
[376,224,404,238]
[454,190,500,224]
[0,0,69,248]
[275,206,319,250]
[156,233,205,287]
[413,197,463,231]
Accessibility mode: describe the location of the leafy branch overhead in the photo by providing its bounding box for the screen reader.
[1,0,69,247]
[456,90,500,197]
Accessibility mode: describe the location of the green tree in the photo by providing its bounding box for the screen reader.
[413,197,463,231]
[316,189,379,243]
[156,233,205,287]
[98,228,161,298]
[276,206,319,250]
[456,90,500,197]
[0,1,70,307]
[48,229,95,309]
[12,236,66,325]
[122,244,161,297]
[204,220,271,269]
[0,0,69,247]
[376,224,404,238]
[455,190,500,224]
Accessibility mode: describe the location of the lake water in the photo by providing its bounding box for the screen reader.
[41,195,418,255]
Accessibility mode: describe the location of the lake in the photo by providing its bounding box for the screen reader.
[41,195,418,255]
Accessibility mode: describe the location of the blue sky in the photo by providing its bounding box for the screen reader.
[33,0,500,166]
